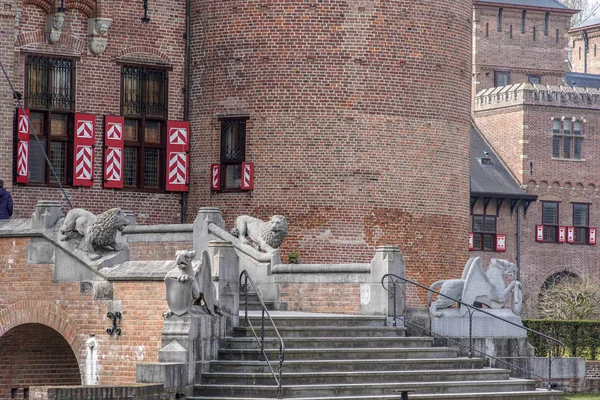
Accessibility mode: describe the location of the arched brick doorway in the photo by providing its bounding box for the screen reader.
[0,324,81,399]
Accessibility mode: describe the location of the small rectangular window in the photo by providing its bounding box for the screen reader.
[494,71,510,87]
[510,25,513,38]
[573,203,589,244]
[486,22,489,37]
[574,137,583,159]
[556,29,560,43]
[564,136,572,159]
[574,121,582,135]
[533,26,536,41]
[522,10,526,33]
[563,119,571,135]
[498,8,503,32]
[552,136,561,158]
[542,202,559,242]
[528,75,541,84]
[544,12,549,36]
[220,118,247,190]
[472,215,497,251]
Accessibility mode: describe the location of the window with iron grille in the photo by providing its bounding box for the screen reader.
[552,119,583,160]
[121,65,167,190]
[472,215,496,251]
[220,118,247,190]
[25,56,74,185]
[542,202,559,242]
[573,203,589,244]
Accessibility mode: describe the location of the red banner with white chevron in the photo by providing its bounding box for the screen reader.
[211,164,220,191]
[241,162,254,190]
[73,113,95,187]
[166,120,190,192]
[104,116,124,189]
[17,109,30,184]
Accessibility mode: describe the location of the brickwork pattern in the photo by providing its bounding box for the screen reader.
[186,0,473,282]
[473,5,571,93]
[1,0,189,224]
[0,238,167,395]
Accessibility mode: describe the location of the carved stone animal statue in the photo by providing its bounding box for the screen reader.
[163,250,221,318]
[428,257,522,317]
[58,208,128,261]
[230,215,288,252]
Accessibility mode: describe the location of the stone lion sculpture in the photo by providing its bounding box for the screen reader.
[58,208,129,261]
[230,215,288,252]
[427,257,522,317]
[163,249,222,318]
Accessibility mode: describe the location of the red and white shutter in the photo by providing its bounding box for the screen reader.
[73,113,95,187]
[211,164,221,191]
[468,232,474,250]
[535,225,544,242]
[104,116,124,189]
[589,228,597,245]
[567,226,575,244]
[496,234,506,252]
[558,226,566,243]
[241,162,254,190]
[166,121,190,192]
[16,109,30,184]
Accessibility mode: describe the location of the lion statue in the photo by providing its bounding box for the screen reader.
[230,215,288,252]
[58,208,129,261]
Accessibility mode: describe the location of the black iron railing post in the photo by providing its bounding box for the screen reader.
[547,340,553,391]
[261,308,266,353]
[468,308,475,359]
[392,279,397,327]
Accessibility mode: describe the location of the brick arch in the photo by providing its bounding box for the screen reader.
[23,0,53,14]
[0,301,85,359]
[117,46,172,65]
[17,32,86,56]
[66,0,96,18]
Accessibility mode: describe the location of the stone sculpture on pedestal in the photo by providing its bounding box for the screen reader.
[428,257,522,317]
[230,215,288,252]
[57,208,129,261]
[163,249,222,318]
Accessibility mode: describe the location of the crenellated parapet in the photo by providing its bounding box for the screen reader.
[475,83,600,112]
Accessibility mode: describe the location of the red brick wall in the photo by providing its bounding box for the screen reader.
[571,28,600,74]
[186,0,473,283]
[473,5,571,93]
[0,324,81,399]
[1,1,188,224]
[0,238,167,393]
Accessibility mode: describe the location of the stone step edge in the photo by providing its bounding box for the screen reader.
[191,393,560,400]
[201,367,510,377]
[209,357,487,365]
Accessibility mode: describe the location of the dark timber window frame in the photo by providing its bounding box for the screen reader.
[573,203,590,245]
[219,117,248,191]
[527,75,541,84]
[24,55,75,186]
[494,70,510,87]
[542,201,559,243]
[472,214,497,251]
[120,64,169,191]
[552,118,583,160]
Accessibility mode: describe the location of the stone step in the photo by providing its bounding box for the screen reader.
[233,326,406,338]
[194,379,540,398]
[217,347,458,361]
[190,390,563,400]
[241,314,387,328]
[223,336,433,350]
[239,300,276,311]
[201,368,511,385]
[208,357,488,373]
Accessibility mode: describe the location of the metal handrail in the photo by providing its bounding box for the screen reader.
[239,270,285,399]
[382,273,566,391]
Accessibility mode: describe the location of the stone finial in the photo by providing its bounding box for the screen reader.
[88,18,112,55]
[47,12,65,44]
[31,200,64,230]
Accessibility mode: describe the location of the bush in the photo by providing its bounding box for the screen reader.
[523,319,600,360]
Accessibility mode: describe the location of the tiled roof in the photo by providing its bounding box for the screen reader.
[566,72,600,89]
[470,126,537,200]
[475,0,573,11]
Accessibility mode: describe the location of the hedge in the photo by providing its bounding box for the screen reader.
[523,319,600,360]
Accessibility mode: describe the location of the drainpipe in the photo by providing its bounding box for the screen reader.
[581,30,589,73]
[181,0,191,223]
[516,204,521,281]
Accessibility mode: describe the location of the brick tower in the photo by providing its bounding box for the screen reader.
[187,1,473,281]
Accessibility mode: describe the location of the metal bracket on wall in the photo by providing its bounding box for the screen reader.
[141,0,151,22]
[106,312,122,336]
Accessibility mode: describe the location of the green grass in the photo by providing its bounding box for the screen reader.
[563,394,600,399]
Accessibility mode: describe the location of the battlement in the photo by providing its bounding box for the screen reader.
[474,83,600,111]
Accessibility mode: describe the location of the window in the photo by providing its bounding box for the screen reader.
[521,10,526,33]
[472,215,496,251]
[556,29,560,44]
[542,202,559,242]
[494,71,510,87]
[486,23,489,37]
[573,203,590,244]
[528,75,541,84]
[552,119,583,160]
[533,26,536,41]
[544,12,549,36]
[510,24,513,39]
[498,8,503,32]
[220,118,247,190]
[121,65,168,190]
[25,56,74,184]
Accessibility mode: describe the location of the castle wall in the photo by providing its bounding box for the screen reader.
[187,0,473,281]
[571,26,600,75]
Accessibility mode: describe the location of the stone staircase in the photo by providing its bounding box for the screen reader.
[190,313,563,400]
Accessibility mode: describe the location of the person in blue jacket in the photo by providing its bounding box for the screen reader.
[0,180,13,219]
